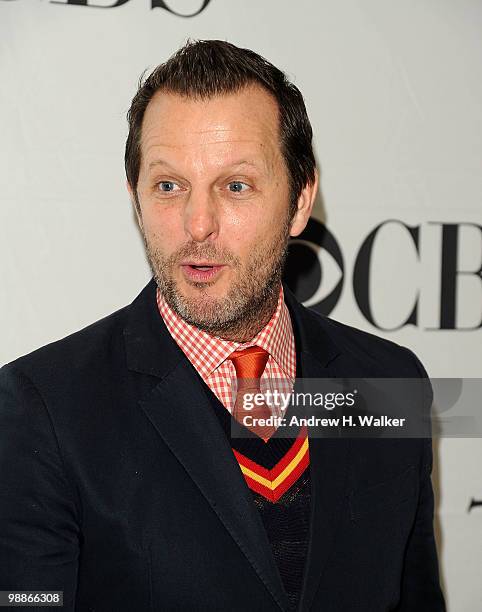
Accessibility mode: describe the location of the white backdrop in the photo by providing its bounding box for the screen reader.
[1,1,481,609]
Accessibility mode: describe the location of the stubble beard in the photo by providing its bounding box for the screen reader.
[142,217,291,342]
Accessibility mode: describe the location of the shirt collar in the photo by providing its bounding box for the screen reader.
[156,285,295,381]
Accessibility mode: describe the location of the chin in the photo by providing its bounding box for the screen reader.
[184,291,229,313]
[181,279,229,300]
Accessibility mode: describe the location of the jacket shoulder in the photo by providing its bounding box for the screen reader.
[302,306,428,378]
[1,304,130,385]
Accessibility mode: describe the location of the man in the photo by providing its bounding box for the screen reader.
[0,40,445,611]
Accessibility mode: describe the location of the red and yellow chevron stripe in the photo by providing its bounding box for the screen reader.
[233,428,309,502]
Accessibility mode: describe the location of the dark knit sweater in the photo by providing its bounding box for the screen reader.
[205,386,312,610]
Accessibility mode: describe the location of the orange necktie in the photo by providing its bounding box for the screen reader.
[228,346,276,442]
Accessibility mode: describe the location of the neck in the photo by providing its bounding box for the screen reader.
[213,288,280,343]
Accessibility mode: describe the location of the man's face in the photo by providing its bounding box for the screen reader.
[131,84,314,339]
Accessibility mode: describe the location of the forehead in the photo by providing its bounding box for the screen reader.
[140,84,282,170]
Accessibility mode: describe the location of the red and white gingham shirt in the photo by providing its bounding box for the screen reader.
[156,285,296,416]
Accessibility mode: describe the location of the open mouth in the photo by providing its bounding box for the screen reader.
[181,263,225,282]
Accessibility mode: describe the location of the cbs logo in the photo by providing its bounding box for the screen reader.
[284,217,482,331]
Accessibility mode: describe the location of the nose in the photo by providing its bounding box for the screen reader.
[183,187,219,243]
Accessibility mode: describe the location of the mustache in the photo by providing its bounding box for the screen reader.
[167,242,241,267]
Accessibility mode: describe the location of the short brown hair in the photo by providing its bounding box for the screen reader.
[125,39,316,211]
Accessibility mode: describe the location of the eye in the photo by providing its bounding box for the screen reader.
[227,181,250,193]
[157,181,181,193]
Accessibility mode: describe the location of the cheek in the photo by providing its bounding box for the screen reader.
[223,198,279,236]
[227,206,282,243]
[141,206,182,250]
[222,217,280,266]
[220,214,259,255]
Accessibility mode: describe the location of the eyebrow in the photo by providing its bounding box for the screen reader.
[147,159,262,172]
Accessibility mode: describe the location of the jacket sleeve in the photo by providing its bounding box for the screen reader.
[0,364,80,610]
[394,349,446,611]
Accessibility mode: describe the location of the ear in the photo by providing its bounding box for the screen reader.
[289,169,319,237]
[126,180,143,229]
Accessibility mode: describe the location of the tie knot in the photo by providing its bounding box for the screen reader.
[228,346,269,381]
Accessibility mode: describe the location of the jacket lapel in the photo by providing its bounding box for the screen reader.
[283,288,352,612]
[124,279,290,611]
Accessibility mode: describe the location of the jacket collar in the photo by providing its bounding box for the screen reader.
[124,277,342,380]
[282,282,342,373]
[123,278,184,379]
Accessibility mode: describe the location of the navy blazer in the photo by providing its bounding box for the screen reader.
[0,279,445,611]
